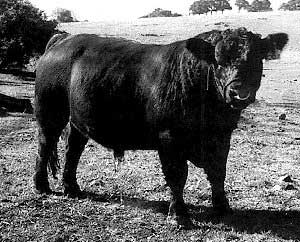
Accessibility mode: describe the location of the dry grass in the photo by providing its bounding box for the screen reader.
[1,11,300,241]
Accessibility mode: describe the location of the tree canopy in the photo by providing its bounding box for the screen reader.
[279,0,300,11]
[0,0,58,69]
[189,0,232,15]
[140,8,182,18]
[52,8,77,23]
[235,0,250,11]
[214,0,232,13]
[189,0,210,15]
[248,0,272,12]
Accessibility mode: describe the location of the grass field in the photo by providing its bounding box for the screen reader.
[1,11,300,241]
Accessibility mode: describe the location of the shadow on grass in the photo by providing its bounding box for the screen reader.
[85,190,170,215]
[86,191,300,240]
[192,207,300,241]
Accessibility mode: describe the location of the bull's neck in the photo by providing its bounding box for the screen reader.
[161,50,207,112]
[178,50,242,132]
[155,47,241,132]
[178,50,208,89]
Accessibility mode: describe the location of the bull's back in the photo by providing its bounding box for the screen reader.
[36,34,155,93]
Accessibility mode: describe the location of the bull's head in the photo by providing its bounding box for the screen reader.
[186,28,288,110]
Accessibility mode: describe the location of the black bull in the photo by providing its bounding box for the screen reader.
[34,28,288,226]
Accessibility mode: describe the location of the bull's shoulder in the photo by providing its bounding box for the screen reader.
[45,32,70,51]
[193,30,222,45]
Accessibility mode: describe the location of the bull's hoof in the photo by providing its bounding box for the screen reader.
[34,186,53,195]
[167,214,193,229]
[212,197,232,216]
[33,175,52,195]
[64,185,85,198]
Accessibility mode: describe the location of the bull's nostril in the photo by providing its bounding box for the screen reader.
[229,89,251,101]
[229,89,238,98]
[235,92,251,101]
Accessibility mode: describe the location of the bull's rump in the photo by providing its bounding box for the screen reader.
[35,34,168,149]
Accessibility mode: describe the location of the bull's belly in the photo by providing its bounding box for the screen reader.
[71,116,159,151]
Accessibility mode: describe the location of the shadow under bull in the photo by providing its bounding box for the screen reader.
[86,191,300,240]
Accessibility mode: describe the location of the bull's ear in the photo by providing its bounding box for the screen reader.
[186,38,215,63]
[261,33,288,60]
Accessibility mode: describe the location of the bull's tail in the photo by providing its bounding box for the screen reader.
[113,149,125,173]
[48,146,60,179]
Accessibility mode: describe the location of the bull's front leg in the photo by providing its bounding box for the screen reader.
[204,132,232,215]
[158,131,191,228]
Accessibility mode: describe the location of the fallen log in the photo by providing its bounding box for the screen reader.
[0,93,33,114]
[0,69,36,78]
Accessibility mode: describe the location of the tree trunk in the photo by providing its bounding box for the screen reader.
[0,93,33,114]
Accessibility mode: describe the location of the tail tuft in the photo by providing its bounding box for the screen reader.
[47,148,60,179]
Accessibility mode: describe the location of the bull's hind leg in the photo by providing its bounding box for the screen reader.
[158,141,191,227]
[63,123,88,197]
[34,89,70,194]
[34,126,62,194]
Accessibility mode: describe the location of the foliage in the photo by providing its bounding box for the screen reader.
[279,0,300,11]
[140,8,182,18]
[235,0,250,11]
[248,0,273,12]
[189,0,232,15]
[213,0,232,13]
[53,8,77,23]
[189,0,210,15]
[0,0,58,69]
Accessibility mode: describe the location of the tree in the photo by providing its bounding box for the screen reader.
[53,8,76,23]
[235,0,250,11]
[212,0,232,13]
[189,1,201,15]
[279,0,300,11]
[0,0,58,69]
[140,8,182,18]
[189,0,210,15]
[189,0,231,15]
[248,0,272,12]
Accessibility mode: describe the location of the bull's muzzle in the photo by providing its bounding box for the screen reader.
[233,92,251,101]
[227,88,253,110]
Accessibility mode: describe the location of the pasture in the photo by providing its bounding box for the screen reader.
[1,11,300,241]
